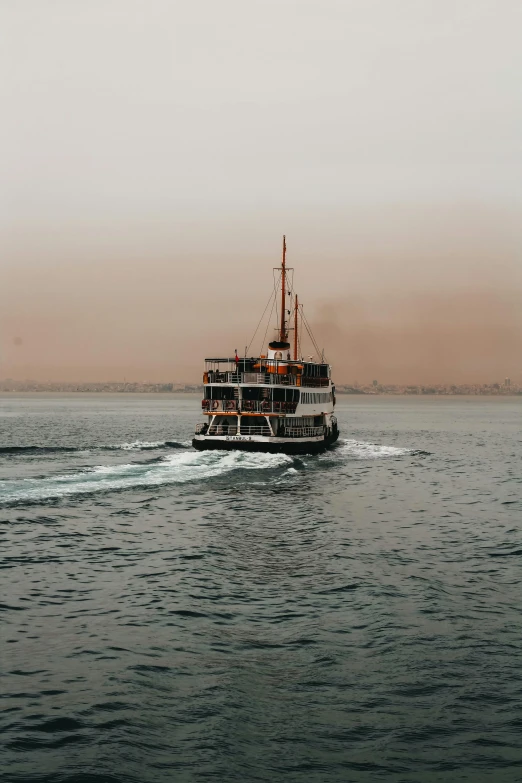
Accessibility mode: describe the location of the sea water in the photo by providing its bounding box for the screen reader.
[1,393,521,782]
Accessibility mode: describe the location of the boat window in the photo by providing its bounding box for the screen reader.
[242,387,264,401]
[272,388,300,402]
[239,415,271,434]
[241,387,299,402]
[204,386,236,400]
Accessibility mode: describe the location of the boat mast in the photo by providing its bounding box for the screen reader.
[294,294,299,360]
[280,235,287,342]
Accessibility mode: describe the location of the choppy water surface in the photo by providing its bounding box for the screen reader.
[1,393,521,782]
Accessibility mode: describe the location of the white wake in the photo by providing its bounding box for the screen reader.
[0,449,293,504]
[332,439,418,459]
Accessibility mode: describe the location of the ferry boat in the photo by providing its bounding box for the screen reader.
[192,237,339,455]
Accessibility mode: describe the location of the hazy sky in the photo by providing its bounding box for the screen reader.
[2,1,521,383]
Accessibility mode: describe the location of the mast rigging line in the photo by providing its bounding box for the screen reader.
[273,268,281,339]
[260,288,278,357]
[244,238,324,361]
[246,279,278,356]
[280,235,286,341]
[300,306,323,359]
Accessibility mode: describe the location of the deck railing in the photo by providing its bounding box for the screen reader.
[300,377,330,387]
[197,423,326,439]
[206,372,328,387]
[241,373,298,386]
[240,400,298,414]
[282,426,325,438]
[207,426,238,436]
[201,400,238,412]
[202,399,299,413]
[205,372,240,384]
[239,426,272,436]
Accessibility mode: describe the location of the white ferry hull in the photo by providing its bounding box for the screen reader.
[192,428,339,455]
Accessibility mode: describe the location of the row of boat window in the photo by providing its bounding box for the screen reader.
[301,364,330,378]
[204,387,300,402]
[205,362,330,378]
[243,387,300,402]
[203,388,332,404]
[300,392,333,404]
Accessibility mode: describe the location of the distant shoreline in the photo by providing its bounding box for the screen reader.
[0,388,520,398]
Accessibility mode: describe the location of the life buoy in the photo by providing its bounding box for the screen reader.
[243,400,253,411]
[226,400,236,411]
[261,400,270,411]
[212,399,219,410]
[202,399,210,410]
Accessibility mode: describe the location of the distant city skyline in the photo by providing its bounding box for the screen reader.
[1,379,521,397]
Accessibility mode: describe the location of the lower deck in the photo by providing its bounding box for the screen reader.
[195,413,332,439]
[193,412,339,454]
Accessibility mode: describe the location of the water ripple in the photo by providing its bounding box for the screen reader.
[1,395,521,782]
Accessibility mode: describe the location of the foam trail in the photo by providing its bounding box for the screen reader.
[333,439,425,459]
[0,446,79,455]
[0,450,293,505]
[0,440,186,456]
[115,440,184,451]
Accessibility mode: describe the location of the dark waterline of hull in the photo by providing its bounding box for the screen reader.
[192,429,339,454]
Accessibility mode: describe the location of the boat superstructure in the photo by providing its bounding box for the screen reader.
[192,237,339,454]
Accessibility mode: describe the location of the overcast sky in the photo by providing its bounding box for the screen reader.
[2,0,521,383]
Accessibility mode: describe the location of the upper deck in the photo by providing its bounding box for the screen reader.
[203,357,331,388]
